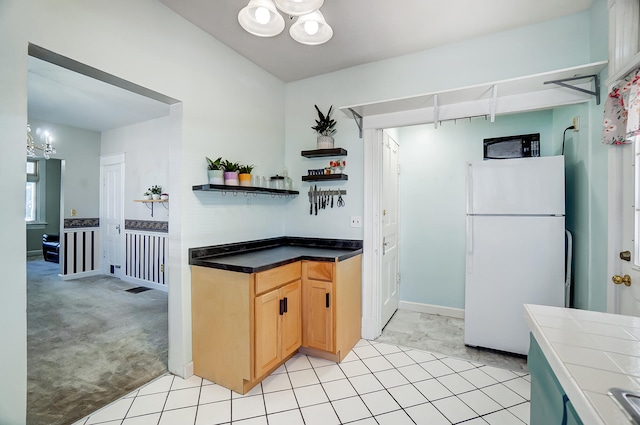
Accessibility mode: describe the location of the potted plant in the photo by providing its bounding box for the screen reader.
[222,160,240,186]
[206,156,225,185]
[149,185,162,200]
[311,104,337,149]
[238,164,255,187]
[142,191,152,200]
[160,193,169,201]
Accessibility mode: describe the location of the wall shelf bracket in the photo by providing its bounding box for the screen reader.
[347,107,363,138]
[490,85,498,122]
[543,74,601,105]
[433,95,439,129]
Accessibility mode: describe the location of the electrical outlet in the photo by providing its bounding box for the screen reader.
[350,216,362,228]
[573,116,580,131]
[71,209,76,217]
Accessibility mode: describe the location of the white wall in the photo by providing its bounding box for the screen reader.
[29,119,102,219]
[1,1,285,423]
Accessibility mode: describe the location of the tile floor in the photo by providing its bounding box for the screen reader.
[73,339,530,425]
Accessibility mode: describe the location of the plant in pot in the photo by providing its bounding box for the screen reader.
[221,160,240,186]
[238,164,255,187]
[311,104,337,149]
[206,156,225,185]
[142,190,152,200]
[149,185,162,200]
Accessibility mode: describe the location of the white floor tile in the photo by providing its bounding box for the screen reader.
[339,359,370,377]
[464,418,490,424]
[230,394,266,421]
[261,372,292,393]
[308,356,336,368]
[405,402,451,425]
[353,344,381,359]
[374,369,410,388]
[322,378,357,400]
[264,389,298,414]
[459,367,499,388]
[86,398,134,424]
[331,396,372,423]
[285,354,313,372]
[348,374,385,394]
[405,349,438,363]
[437,372,476,394]
[126,392,168,418]
[300,402,340,425]
[480,365,520,382]
[413,378,454,401]
[374,409,415,425]
[199,384,232,404]
[137,375,174,396]
[458,389,503,416]
[483,408,526,425]
[420,359,455,377]
[432,395,478,423]
[314,364,346,383]
[232,384,262,398]
[387,384,428,408]
[170,375,203,390]
[440,357,476,372]
[373,343,402,355]
[482,383,526,408]
[396,363,433,383]
[121,414,162,425]
[362,355,394,372]
[267,409,305,425]
[158,406,197,425]
[348,418,379,425]
[508,402,531,424]
[164,387,200,410]
[355,339,371,347]
[288,369,320,388]
[293,383,329,407]
[382,351,415,368]
[272,364,287,374]
[341,350,360,362]
[194,400,230,425]
[234,416,268,425]
[503,377,531,399]
[360,390,401,415]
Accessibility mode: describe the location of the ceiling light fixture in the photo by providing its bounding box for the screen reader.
[26,124,56,160]
[238,0,332,45]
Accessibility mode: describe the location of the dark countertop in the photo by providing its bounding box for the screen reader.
[189,237,363,273]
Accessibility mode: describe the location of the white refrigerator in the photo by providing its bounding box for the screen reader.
[464,156,565,355]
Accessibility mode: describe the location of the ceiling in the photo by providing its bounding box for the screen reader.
[27,0,594,133]
[159,0,594,82]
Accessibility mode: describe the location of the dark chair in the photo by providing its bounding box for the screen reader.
[42,234,60,263]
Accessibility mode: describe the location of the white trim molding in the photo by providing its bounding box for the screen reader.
[398,301,465,319]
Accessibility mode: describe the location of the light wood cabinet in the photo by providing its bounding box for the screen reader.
[300,254,362,362]
[191,263,301,394]
[255,280,301,378]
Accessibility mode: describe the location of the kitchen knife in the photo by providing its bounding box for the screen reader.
[314,185,318,215]
[309,188,313,215]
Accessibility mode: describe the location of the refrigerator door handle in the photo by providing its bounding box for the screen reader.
[466,216,473,273]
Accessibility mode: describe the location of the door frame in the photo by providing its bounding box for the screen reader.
[100,153,125,277]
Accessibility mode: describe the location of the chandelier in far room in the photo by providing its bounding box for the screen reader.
[238,0,333,45]
[26,124,56,160]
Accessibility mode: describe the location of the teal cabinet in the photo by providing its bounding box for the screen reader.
[529,334,583,425]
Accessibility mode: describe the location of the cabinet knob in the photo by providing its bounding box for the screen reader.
[612,274,632,286]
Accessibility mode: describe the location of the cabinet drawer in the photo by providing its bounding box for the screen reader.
[255,262,301,295]
[306,261,334,282]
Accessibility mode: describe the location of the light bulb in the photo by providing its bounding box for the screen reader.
[304,19,319,35]
[255,6,270,24]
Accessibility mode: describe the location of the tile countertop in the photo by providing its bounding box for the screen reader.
[524,304,640,424]
[188,236,363,273]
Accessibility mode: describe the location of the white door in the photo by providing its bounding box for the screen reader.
[101,161,124,278]
[610,139,640,315]
[381,131,400,328]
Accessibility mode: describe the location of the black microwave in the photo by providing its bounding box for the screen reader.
[483,133,540,160]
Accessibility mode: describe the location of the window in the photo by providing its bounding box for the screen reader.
[25,159,43,224]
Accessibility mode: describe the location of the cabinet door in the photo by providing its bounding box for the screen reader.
[280,280,302,359]
[254,289,281,378]
[303,279,333,352]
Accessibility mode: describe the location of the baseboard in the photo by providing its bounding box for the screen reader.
[61,270,102,280]
[399,301,465,319]
[27,250,42,257]
[121,276,168,293]
[183,361,194,379]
